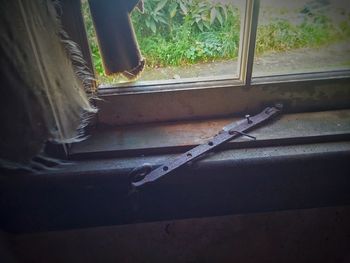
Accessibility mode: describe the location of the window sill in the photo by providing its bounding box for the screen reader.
[1,109,350,233]
[70,109,350,159]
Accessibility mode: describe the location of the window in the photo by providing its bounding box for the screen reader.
[72,0,349,126]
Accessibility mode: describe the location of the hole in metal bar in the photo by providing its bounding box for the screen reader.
[229,130,238,135]
[129,163,152,183]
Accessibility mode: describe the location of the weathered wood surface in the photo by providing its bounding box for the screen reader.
[71,109,350,158]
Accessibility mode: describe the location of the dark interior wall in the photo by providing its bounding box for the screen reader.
[0,231,17,263]
[6,206,350,263]
[1,144,349,263]
[2,145,350,233]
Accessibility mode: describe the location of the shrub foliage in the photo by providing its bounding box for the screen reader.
[131,0,240,67]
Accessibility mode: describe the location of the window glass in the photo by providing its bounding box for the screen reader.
[83,0,243,84]
[253,0,350,77]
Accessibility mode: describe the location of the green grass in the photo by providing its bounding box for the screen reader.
[256,8,350,55]
[82,0,350,82]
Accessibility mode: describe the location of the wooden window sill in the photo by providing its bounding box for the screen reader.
[2,109,350,233]
[70,109,350,160]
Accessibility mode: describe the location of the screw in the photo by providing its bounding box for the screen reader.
[245,114,252,124]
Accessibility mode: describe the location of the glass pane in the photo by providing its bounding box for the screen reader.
[253,0,350,77]
[82,0,243,84]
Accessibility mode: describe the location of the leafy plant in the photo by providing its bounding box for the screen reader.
[142,0,169,33]
[81,0,105,76]
[187,1,229,32]
[132,0,234,35]
[134,0,239,66]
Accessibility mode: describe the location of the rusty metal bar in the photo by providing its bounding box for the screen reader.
[131,104,282,188]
